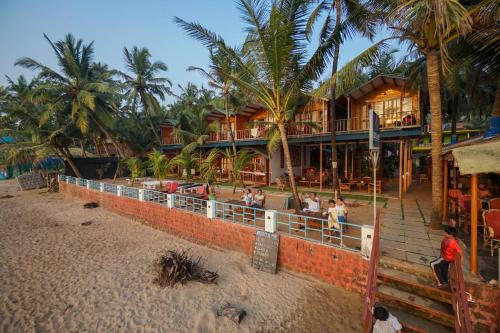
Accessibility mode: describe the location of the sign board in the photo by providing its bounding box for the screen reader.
[17,172,46,191]
[369,109,380,151]
[252,230,279,274]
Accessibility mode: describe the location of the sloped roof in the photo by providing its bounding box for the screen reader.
[442,135,500,175]
[345,75,408,100]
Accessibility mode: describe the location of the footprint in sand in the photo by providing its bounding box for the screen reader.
[193,310,216,333]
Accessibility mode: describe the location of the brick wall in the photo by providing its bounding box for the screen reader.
[466,283,500,333]
[60,182,368,293]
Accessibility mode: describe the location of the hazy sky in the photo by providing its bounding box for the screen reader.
[0,0,387,101]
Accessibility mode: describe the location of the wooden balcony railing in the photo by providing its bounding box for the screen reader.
[162,134,181,145]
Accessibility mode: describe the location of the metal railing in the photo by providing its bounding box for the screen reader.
[449,254,473,332]
[275,211,362,251]
[363,209,381,333]
[60,176,361,252]
[214,201,266,228]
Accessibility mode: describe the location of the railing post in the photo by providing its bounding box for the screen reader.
[265,210,278,233]
[100,182,104,192]
[66,177,69,184]
[166,194,174,208]
[117,185,122,197]
[139,189,144,202]
[361,225,374,259]
[86,181,91,190]
[207,200,216,219]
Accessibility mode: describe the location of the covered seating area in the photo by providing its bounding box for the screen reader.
[442,136,500,274]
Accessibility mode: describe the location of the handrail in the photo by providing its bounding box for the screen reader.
[449,254,473,333]
[363,208,381,333]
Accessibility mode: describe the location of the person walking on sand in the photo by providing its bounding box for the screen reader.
[430,225,462,287]
[372,306,402,333]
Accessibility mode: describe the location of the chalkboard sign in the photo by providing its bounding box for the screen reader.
[252,230,279,274]
[17,173,46,191]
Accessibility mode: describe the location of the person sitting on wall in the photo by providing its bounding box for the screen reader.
[430,224,462,287]
[301,192,320,213]
[252,189,265,208]
[242,188,253,206]
[372,305,402,333]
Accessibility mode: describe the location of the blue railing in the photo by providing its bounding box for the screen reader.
[103,183,118,194]
[121,186,139,199]
[215,201,266,228]
[88,180,101,191]
[60,176,361,252]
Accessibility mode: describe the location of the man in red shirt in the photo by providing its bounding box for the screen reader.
[430,226,462,287]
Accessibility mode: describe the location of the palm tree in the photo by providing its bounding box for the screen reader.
[126,157,146,185]
[308,0,376,192]
[169,143,199,180]
[187,49,242,185]
[176,0,336,209]
[15,33,126,158]
[118,46,172,144]
[1,75,83,176]
[383,0,473,226]
[147,148,169,181]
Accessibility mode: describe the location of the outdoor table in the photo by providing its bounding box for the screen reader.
[223,199,261,222]
[142,180,171,190]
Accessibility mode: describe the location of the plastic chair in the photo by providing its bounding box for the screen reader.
[489,198,500,210]
[482,209,500,256]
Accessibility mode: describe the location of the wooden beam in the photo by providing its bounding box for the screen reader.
[471,174,478,274]
[403,140,408,193]
[399,140,403,199]
[319,143,323,192]
[443,160,448,223]
[344,143,348,179]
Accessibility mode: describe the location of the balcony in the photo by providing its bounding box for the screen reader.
[162,134,182,145]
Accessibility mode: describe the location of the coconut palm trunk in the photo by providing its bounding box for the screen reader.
[88,113,126,158]
[58,146,81,177]
[426,50,443,227]
[223,92,243,192]
[329,0,341,192]
[139,91,163,144]
[278,122,301,210]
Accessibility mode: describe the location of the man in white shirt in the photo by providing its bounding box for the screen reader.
[301,192,320,213]
[373,306,402,333]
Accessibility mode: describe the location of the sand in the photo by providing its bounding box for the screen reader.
[0,179,363,333]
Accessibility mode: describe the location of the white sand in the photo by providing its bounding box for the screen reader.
[0,179,363,333]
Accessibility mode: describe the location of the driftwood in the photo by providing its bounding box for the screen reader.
[0,195,14,199]
[81,221,93,226]
[83,202,99,209]
[153,249,218,288]
[217,303,246,324]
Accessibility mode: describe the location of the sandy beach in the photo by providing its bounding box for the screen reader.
[0,179,363,333]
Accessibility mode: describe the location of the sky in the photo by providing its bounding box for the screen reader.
[0,0,387,103]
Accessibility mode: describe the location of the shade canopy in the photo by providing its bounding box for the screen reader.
[445,136,500,175]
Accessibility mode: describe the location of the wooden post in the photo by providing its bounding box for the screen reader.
[403,140,408,193]
[471,174,478,274]
[319,143,323,192]
[442,160,448,222]
[351,144,354,180]
[399,140,403,199]
[344,143,348,179]
[408,141,413,186]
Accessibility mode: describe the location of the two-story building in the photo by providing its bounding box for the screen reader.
[161,75,423,198]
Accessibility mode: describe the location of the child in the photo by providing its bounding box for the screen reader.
[336,197,348,223]
[242,188,253,206]
[430,226,462,287]
[323,199,340,242]
[372,306,402,333]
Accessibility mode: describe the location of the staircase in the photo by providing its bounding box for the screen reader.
[376,257,485,333]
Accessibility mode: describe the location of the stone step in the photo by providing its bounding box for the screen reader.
[380,256,436,280]
[376,284,455,328]
[388,307,453,333]
[378,266,452,304]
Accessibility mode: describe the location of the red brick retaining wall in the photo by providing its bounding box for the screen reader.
[60,182,368,293]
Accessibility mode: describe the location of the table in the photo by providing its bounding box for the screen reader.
[142,180,171,190]
[223,200,263,222]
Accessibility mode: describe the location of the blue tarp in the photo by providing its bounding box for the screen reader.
[0,137,15,144]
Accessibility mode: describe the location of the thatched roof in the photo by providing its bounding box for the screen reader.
[442,136,500,175]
